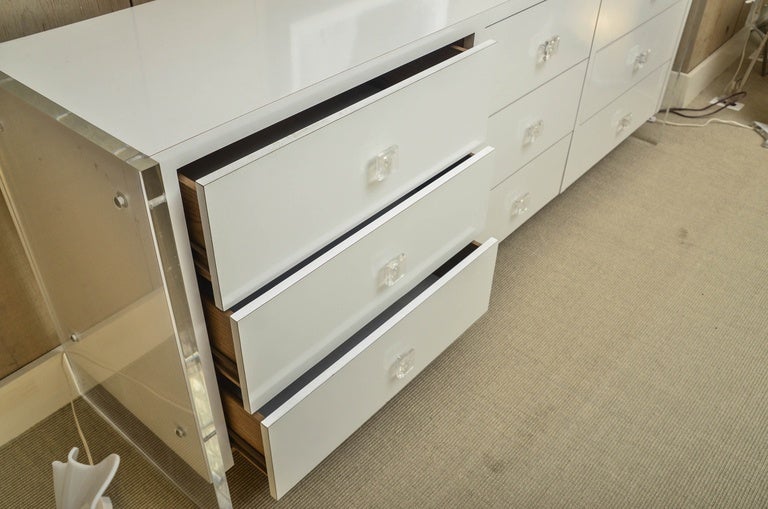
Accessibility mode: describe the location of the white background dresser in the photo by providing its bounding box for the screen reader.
[0,0,690,505]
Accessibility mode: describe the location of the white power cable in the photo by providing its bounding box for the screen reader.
[61,352,94,466]
[652,117,754,130]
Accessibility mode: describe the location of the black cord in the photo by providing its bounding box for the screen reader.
[670,91,747,113]
[662,91,748,119]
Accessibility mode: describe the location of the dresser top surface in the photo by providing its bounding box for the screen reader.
[0,0,508,157]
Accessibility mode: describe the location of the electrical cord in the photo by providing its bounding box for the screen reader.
[62,352,94,466]
[725,28,754,94]
[667,91,747,113]
[651,117,754,130]
[663,91,748,119]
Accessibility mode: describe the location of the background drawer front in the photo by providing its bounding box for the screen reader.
[231,148,494,413]
[578,2,686,123]
[488,61,586,187]
[261,239,499,499]
[485,0,600,113]
[484,135,570,242]
[197,42,495,309]
[562,63,669,191]
[594,0,683,51]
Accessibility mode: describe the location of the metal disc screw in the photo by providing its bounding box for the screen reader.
[175,427,187,438]
[113,192,128,209]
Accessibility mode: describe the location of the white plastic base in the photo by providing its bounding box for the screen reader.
[52,447,119,509]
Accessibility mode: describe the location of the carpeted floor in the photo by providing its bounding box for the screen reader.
[2,66,766,508]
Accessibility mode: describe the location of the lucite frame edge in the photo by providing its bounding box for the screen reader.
[0,71,232,508]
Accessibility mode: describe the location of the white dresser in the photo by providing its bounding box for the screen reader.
[563,0,690,190]
[0,0,690,505]
[482,0,691,242]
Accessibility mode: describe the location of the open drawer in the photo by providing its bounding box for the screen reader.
[219,238,498,499]
[203,148,494,413]
[179,39,496,310]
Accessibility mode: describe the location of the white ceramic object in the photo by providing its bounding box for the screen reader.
[52,447,120,509]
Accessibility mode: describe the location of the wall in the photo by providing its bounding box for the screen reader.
[675,0,751,73]
[0,0,152,379]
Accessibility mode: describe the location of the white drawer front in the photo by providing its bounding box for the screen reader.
[488,61,586,187]
[563,63,669,191]
[579,2,686,123]
[485,0,600,113]
[484,134,570,241]
[260,238,499,499]
[594,0,684,51]
[198,41,496,309]
[232,148,494,413]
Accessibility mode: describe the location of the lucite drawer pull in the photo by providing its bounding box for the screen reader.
[634,49,652,72]
[616,113,633,134]
[510,192,531,218]
[524,120,544,145]
[379,253,407,288]
[367,145,399,183]
[538,35,561,63]
[390,348,416,380]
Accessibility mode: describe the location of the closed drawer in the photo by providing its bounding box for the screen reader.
[485,0,600,113]
[251,238,498,499]
[205,148,494,413]
[562,63,669,191]
[483,134,570,241]
[488,61,585,187]
[180,40,495,309]
[594,0,684,51]
[578,2,686,123]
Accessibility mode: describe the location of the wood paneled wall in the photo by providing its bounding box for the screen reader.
[0,0,152,378]
[675,0,751,73]
[1,0,130,43]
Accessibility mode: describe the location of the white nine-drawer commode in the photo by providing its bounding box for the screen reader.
[0,0,691,505]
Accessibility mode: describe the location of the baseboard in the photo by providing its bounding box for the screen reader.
[0,347,71,447]
[663,26,750,108]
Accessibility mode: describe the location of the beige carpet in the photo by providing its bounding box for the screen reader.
[2,68,766,508]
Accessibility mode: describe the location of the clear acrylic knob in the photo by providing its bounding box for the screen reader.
[538,35,561,63]
[379,253,407,288]
[634,49,651,71]
[391,349,416,380]
[510,192,531,218]
[617,113,633,133]
[367,145,399,183]
[524,120,544,145]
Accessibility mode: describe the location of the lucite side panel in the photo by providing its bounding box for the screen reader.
[0,75,231,508]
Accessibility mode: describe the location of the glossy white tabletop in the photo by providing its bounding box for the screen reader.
[0,0,507,157]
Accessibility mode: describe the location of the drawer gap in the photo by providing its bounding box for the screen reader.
[230,433,267,475]
[177,38,471,183]
[219,374,265,454]
[229,153,473,313]
[256,242,481,419]
[212,348,240,387]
